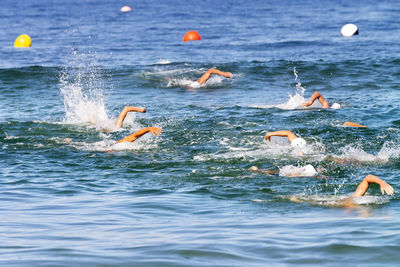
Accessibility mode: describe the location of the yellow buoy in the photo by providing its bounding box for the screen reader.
[14,34,32,47]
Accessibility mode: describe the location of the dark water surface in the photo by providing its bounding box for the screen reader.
[1,0,400,266]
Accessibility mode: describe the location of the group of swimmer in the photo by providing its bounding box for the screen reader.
[113,68,231,143]
[253,86,392,207]
[107,67,393,207]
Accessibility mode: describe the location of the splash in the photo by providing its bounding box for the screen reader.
[155,59,171,65]
[166,75,225,88]
[253,67,307,110]
[377,141,400,161]
[166,78,203,88]
[143,65,228,88]
[293,67,305,96]
[279,164,318,177]
[68,136,158,152]
[331,142,400,164]
[59,49,110,125]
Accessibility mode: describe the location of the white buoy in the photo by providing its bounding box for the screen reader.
[120,6,132,12]
[341,24,359,37]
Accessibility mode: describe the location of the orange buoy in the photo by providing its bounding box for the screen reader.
[183,31,201,42]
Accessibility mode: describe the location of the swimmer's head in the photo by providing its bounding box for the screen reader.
[249,166,259,172]
[302,164,318,176]
[330,103,341,109]
[291,137,306,148]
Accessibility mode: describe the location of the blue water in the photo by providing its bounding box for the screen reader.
[1,0,400,266]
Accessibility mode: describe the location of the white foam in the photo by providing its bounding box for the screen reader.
[266,68,308,110]
[279,164,318,177]
[155,59,171,65]
[166,78,203,88]
[166,75,225,88]
[331,143,400,164]
[68,135,158,152]
[377,141,400,161]
[59,50,110,125]
[275,93,306,110]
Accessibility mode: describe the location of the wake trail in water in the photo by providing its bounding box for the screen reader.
[142,62,231,89]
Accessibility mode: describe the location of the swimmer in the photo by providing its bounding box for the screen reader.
[301,91,341,109]
[196,68,232,84]
[264,130,306,148]
[289,174,394,208]
[338,174,393,208]
[343,121,366,128]
[117,127,162,143]
[115,106,146,128]
[249,164,326,178]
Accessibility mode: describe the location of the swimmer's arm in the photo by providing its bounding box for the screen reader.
[265,130,298,143]
[302,91,329,108]
[116,127,162,143]
[115,106,146,127]
[197,68,232,84]
[249,166,279,175]
[343,121,367,128]
[352,175,394,197]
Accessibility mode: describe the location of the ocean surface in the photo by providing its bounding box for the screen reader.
[1,0,400,266]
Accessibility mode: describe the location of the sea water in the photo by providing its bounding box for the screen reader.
[1,0,400,265]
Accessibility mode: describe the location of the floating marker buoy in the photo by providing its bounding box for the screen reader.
[120,6,132,12]
[341,24,359,37]
[183,31,201,42]
[14,34,32,47]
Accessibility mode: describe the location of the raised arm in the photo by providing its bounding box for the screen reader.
[301,91,330,108]
[115,106,146,127]
[352,174,394,197]
[264,130,298,143]
[196,68,232,84]
[116,127,162,143]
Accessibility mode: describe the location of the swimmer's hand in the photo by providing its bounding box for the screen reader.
[264,133,272,141]
[225,72,233,78]
[380,182,394,196]
[148,127,162,136]
[301,102,312,107]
